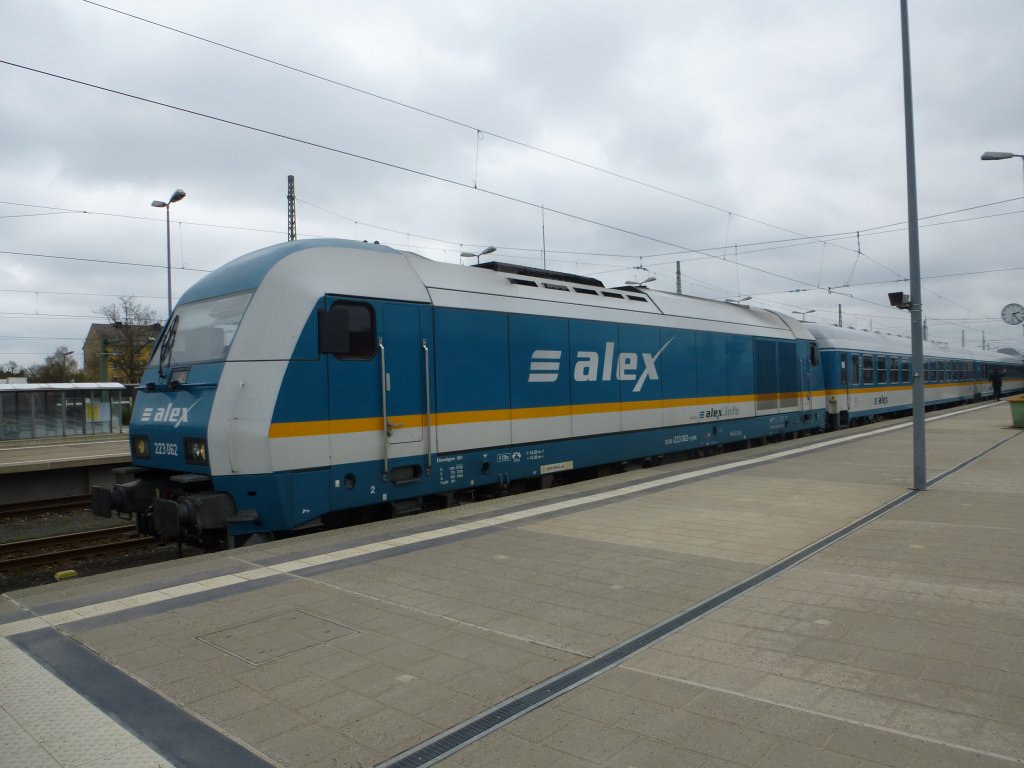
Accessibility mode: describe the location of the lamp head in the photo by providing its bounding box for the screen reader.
[460,246,496,260]
[888,291,912,309]
[151,200,167,208]
[169,189,186,204]
[981,151,1014,161]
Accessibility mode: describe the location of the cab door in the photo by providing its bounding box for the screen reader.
[377,301,428,447]
[320,297,432,504]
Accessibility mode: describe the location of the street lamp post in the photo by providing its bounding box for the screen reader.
[58,350,74,382]
[982,152,1024,349]
[151,189,186,320]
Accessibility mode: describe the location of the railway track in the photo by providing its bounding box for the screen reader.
[0,494,94,520]
[0,526,159,571]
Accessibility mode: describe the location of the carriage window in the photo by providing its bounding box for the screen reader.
[319,301,375,359]
[889,357,899,383]
[851,355,860,385]
[901,358,910,383]
[840,353,848,385]
[876,356,887,384]
[862,355,875,385]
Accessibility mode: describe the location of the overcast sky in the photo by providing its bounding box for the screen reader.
[2,0,1023,371]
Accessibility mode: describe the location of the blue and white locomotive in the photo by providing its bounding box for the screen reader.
[92,238,1021,548]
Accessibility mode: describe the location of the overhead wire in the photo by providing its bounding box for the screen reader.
[85,0,1019,338]
[6,8,1022,351]
[85,0,1005,298]
[0,248,211,273]
[1,59,730,265]
[0,76,1012,316]
[79,0,849,252]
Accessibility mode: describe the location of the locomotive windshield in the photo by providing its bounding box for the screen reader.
[155,290,253,367]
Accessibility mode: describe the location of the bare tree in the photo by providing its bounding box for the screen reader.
[94,296,161,384]
[0,360,27,377]
[29,346,81,382]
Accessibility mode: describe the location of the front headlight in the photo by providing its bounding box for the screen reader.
[184,437,208,465]
[132,435,150,459]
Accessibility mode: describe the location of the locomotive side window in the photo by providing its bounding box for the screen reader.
[319,301,375,359]
[840,353,848,385]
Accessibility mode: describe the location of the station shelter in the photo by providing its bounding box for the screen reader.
[0,382,130,441]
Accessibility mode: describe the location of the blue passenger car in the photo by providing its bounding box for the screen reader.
[808,325,1024,427]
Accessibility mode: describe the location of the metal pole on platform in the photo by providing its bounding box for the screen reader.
[900,0,927,491]
[151,189,186,320]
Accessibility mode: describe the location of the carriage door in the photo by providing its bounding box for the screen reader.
[322,298,432,501]
[799,345,814,413]
[839,353,853,423]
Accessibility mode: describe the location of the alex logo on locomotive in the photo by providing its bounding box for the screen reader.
[138,401,198,428]
[528,338,674,393]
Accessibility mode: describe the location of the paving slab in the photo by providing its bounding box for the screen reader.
[2,402,1022,767]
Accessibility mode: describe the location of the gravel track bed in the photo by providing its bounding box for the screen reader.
[1,508,200,593]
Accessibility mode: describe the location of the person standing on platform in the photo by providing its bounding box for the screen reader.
[990,368,1004,400]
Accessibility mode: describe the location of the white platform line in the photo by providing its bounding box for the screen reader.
[0,452,130,467]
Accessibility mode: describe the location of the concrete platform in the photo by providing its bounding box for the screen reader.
[0,435,129,504]
[2,403,1022,767]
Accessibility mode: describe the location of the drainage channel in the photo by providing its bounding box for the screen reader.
[378,428,1023,768]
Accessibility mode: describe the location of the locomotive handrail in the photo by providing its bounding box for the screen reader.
[379,337,389,482]
[423,339,432,476]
